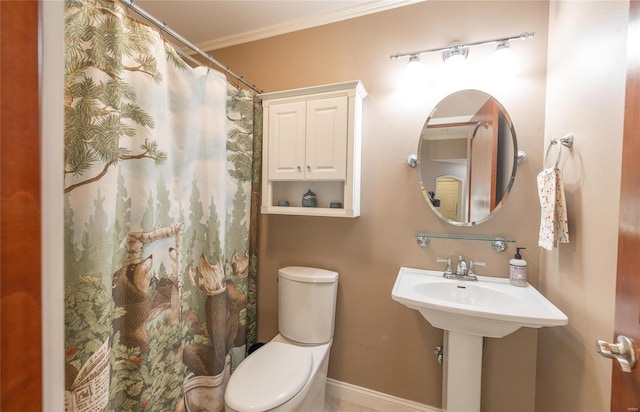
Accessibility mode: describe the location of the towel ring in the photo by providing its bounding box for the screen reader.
[544,134,574,169]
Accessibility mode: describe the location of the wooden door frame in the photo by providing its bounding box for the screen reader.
[0,0,43,409]
[612,0,640,409]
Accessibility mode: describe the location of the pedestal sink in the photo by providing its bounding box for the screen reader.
[391,267,567,412]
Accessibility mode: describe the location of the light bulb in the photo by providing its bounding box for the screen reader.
[400,55,427,88]
[493,41,517,71]
[446,52,466,66]
[442,44,468,70]
[407,55,422,72]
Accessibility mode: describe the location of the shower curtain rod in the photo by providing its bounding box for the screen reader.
[118,0,263,93]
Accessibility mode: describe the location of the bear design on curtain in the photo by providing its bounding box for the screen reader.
[63,1,259,410]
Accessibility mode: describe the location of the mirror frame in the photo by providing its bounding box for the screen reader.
[417,90,518,226]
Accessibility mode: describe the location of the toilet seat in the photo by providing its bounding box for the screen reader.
[225,342,313,412]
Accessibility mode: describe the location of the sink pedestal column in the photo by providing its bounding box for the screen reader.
[442,331,483,412]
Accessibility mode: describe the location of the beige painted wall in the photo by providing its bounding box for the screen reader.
[536,1,629,411]
[215,2,549,410]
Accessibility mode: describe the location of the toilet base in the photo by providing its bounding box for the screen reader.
[287,346,328,412]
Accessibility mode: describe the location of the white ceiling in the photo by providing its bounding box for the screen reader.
[132,0,423,51]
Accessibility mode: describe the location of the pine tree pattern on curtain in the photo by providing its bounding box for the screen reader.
[63,1,258,410]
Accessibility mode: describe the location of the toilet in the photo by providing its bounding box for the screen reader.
[225,266,338,412]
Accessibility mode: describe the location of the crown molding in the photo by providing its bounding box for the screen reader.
[197,0,424,51]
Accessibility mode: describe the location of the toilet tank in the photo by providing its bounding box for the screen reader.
[278,266,338,344]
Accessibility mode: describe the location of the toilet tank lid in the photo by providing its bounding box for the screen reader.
[278,266,338,283]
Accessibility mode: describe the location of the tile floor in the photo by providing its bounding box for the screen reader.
[324,396,381,412]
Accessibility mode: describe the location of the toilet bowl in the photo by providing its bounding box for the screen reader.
[225,334,331,412]
[224,267,338,412]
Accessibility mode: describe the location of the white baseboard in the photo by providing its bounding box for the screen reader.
[326,378,441,412]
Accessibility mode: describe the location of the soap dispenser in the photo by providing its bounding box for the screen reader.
[509,247,528,287]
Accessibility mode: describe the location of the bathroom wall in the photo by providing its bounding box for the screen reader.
[536,1,629,411]
[215,2,549,410]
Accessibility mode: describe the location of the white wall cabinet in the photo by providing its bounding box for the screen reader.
[260,81,367,217]
[267,96,347,181]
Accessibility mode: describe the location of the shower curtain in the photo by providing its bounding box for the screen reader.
[63,1,260,410]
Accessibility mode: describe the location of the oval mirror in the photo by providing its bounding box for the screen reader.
[418,90,517,226]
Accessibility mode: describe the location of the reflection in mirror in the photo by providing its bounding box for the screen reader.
[418,90,517,226]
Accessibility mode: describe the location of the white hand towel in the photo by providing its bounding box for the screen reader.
[537,167,569,250]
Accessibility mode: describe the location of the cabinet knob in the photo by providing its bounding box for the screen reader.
[307,165,311,172]
[297,166,301,172]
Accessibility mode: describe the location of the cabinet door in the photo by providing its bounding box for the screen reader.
[305,96,348,180]
[268,101,306,180]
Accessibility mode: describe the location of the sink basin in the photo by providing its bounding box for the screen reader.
[392,267,568,338]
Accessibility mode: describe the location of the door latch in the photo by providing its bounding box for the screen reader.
[596,335,636,373]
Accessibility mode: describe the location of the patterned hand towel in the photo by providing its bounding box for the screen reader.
[537,167,569,250]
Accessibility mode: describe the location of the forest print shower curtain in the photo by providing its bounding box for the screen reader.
[63,1,258,410]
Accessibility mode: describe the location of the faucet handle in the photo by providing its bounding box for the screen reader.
[436,258,453,275]
[468,260,486,276]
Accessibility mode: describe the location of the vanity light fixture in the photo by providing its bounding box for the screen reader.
[493,39,517,69]
[442,42,468,64]
[390,32,535,64]
[402,54,426,86]
[405,54,423,75]
[495,40,512,54]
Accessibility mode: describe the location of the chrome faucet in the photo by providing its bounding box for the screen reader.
[436,256,482,281]
[455,256,468,276]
